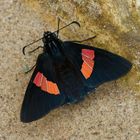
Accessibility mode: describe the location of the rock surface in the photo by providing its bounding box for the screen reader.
[0,0,140,139]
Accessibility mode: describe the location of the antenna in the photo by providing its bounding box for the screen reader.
[22,21,80,55]
[22,38,43,55]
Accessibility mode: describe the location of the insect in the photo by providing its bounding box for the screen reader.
[21,20,132,122]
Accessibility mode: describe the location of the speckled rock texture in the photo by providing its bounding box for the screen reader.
[0,0,140,139]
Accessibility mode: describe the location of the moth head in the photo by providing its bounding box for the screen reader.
[43,31,57,43]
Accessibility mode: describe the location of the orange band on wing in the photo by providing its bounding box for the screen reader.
[82,55,94,68]
[33,72,60,95]
[81,49,95,79]
[41,77,47,91]
[47,81,59,95]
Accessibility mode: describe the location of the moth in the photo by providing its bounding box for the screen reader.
[21,20,132,122]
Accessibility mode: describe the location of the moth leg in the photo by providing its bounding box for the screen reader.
[70,35,96,43]
[25,64,36,74]
[28,46,43,54]
[56,17,61,38]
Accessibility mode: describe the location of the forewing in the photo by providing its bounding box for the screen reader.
[63,41,132,90]
[20,53,65,123]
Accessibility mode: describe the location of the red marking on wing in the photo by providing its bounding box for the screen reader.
[81,49,95,79]
[33,72,43,87]
[33,72,60,95]
[82,49,95,59]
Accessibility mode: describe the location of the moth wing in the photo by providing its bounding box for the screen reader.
[20,53,65,123]
[63,41,132,90]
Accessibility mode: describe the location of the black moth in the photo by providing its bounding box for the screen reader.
[21,21,132,123]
